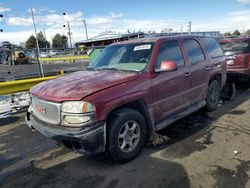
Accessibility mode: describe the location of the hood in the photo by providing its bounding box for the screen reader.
[30,70,139,102]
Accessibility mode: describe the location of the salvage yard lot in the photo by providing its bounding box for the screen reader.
[1,85,250,188]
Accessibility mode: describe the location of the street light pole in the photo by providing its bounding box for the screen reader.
[188,21,192,35]
[31,8,44,77]
[83,20,88,40]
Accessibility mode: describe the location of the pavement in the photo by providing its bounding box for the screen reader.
[0,84,250,188]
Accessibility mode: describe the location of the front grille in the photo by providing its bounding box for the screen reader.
[31,96,61,125]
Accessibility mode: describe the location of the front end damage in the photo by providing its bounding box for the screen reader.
[26,111,106,155]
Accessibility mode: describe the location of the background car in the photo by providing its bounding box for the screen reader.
[220,37,250,81]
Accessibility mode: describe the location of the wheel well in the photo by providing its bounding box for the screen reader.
[210,74,222,85]
[106,100,153,140]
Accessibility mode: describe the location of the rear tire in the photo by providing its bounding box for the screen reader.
[107,108,147,163]
[206,79,220,112]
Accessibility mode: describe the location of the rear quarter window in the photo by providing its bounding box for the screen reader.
[202,37,224,58]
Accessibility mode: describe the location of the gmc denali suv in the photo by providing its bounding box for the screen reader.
[26,36,226,162]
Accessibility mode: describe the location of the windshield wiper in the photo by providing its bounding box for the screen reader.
[85,67,96,71]
[97,67,123,71]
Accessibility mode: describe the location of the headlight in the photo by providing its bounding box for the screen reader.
[61,101,95,113]
[64,115,92,125]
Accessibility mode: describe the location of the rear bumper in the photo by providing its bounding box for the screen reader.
[25,112,106,155]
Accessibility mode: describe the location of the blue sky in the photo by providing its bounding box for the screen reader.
[0,0,249,43]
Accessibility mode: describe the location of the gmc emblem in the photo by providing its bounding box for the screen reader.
[35,105,47,114]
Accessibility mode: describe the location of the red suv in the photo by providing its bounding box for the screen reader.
[220,37,250,81]
[26,36,226,162]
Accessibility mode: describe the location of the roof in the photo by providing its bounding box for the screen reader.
[109,35,216,45]
[220,37,250,43]
[77,32,144,44]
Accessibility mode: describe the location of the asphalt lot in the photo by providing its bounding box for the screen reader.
[0,84,250,188]
[0,62,88,81]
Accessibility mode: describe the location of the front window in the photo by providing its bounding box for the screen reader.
[220,40,250,54]
[89,43,154,72]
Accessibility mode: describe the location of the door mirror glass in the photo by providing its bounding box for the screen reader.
[156,60,177,72]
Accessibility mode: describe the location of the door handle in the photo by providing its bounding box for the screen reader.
[184,72,191,77]
[206,66,211,70]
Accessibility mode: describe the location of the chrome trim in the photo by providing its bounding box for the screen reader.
[30,96,61,125]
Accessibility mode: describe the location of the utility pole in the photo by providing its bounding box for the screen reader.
[83,20,88,40]
[188,21,192,35]
[31,8,44,77]
[0,14,3,33]
[63,21,72,49]
[43,28,48,49]
[63,12,73,49]
[67,21,73,49]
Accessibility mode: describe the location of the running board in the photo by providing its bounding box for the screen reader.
[155,101,206,131]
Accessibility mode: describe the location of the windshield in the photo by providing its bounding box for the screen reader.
[220,40,250,54]
[89,43,154,72]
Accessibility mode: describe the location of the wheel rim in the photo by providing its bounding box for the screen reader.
[118,120,141,153]
[208,83,219,105]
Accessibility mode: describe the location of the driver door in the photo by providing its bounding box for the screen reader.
[152,40,191,123]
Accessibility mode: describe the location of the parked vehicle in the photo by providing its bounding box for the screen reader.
[0,41,12,49]
[49,50,59,56]
[26,36,226,162]
[220,37,250,81]
[40,51,51,58]
[11,51,30,65]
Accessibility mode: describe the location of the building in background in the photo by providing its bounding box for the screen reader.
[75,31,222,47]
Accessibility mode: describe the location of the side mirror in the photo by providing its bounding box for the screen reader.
[156,60,177,72]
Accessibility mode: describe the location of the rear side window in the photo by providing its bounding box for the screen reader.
[202,37,224,58]
[183,39,205,64]
[156,40,184,69]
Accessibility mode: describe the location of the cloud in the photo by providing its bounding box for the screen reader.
[193,10,250,32]
[237,0,250,3]
[0,30,34,44]
[7,17,33,26]
[27,7,57,14]
[39,7,57,14]
[110,12,124,18]
[0,6,11,13]
[6,11,84,27]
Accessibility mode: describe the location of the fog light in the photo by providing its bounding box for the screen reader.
[64,115,91,125]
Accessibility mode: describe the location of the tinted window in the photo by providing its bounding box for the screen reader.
[202,38,224,58]
[156,40,184,69]
[183,39,205,64]
[220,40,250,53]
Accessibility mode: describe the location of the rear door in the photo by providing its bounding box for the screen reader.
[152,39,192,122]
[181,38,209,104]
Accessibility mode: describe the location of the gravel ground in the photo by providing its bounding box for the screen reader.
[0,85,250,188]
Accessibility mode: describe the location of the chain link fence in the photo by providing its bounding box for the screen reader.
[0,46,94,118]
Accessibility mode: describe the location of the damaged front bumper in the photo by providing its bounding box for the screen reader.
[25,111,106,155]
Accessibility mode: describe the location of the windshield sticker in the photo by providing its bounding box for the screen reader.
[134,44,151,51]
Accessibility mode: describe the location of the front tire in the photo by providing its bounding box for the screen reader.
[107,108,147,163]
[206,79,220,111]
